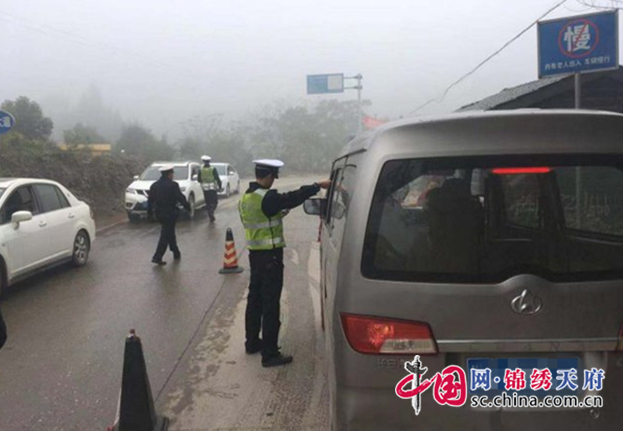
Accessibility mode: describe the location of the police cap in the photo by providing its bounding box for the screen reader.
[159,164,175,174]
[253,159,284,178]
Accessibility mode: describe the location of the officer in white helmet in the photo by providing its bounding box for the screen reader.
[147,164,191,265]
[198,155,222,222]
[238,159,330,367]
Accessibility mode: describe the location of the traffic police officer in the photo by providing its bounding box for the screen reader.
[239,159,330,367]
[198,155,222,222]
[148,165,191,265]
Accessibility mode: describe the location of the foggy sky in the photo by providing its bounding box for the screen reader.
[0,0,615,141]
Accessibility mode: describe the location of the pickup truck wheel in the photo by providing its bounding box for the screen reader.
[72,231,90,267]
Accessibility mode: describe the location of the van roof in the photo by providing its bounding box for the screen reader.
[340,109,623,159]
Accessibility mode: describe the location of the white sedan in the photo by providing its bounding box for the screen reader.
[212,163,241,198]
[0,178,95,297]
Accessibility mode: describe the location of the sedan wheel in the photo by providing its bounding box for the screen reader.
[188,195,196,219]
[72,231,90,267]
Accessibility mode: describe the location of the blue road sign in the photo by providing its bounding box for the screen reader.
[538,11,618,78]
[0,110,15,134]
[307,74,344,94]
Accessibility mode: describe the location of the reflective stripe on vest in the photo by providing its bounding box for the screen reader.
[242,219,282,230]
[245,237,285,248]
[239,188,285,250]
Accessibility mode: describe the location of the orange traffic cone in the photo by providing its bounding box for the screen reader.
[219,228,244,274]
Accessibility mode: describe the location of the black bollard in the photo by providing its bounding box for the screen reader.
[111,329,169,431]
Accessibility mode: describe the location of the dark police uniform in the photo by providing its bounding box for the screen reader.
[148,171,191,263]
[240,178,321,365]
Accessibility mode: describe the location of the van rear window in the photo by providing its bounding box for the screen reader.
[362,155,623,283]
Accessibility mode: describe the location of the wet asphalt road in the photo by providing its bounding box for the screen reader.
[0,176,328,431]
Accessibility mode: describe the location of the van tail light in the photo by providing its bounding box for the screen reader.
[340,313,437,355]
[492,167,551,175]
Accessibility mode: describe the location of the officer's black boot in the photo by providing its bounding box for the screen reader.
[262,352,293,368]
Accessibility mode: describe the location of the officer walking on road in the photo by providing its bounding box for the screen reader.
[239,159,330,367]
[198,155,222,222]
[148,165,191,265]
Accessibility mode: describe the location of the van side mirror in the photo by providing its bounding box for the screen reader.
[304,198,326,218]
[11,211,33,229]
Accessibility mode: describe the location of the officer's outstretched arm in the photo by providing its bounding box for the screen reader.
[262,184,321,217]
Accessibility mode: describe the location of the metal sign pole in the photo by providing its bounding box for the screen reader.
[308,72,363,135]
[345,74,364,135]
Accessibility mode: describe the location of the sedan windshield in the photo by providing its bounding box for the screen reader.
[140,166,188,181]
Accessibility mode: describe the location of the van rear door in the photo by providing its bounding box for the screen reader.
[357,155,623,414]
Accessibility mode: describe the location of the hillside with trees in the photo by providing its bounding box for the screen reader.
[0,94,369,219]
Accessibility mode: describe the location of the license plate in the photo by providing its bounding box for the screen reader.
[467,357,580,397]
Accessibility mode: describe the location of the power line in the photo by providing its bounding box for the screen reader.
[576,0,623,10]
[406,0,570,116]
[564,0,595,12]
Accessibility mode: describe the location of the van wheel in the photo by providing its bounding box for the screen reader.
[72,231,90,267]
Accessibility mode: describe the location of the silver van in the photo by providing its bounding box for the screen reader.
[305,110,623,430]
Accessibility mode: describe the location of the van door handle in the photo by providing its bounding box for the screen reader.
[68,213,75,219]
[39,221,47,227]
